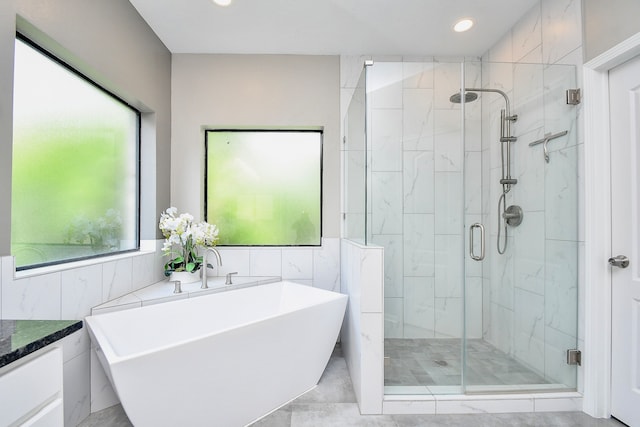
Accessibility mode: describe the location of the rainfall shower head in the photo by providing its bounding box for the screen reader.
[449,91,479,104]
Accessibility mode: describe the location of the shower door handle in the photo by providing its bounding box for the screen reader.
[469,223,485,261]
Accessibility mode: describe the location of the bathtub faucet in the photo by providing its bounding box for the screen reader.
[225,272,238,285]
[201,247,223,289]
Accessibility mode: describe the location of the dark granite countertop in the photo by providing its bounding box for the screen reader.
[0,319,83,369]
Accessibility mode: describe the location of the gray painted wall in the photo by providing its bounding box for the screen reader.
[583,0,640,61]
[0,0,172,256]
[171,54,341,238]
[0,2,16,256]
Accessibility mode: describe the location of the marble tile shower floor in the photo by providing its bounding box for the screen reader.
[80,345,623,427]
[384,338,548,388]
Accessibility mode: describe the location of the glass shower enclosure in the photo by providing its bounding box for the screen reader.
[344,59,578,395]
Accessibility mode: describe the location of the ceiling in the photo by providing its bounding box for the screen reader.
[127,0,538,56]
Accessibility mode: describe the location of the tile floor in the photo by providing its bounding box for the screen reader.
[79,345,625,427]
[384,338,548,387]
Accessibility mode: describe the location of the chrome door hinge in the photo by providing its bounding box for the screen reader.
[566,349,581,366]
[566,89,581,105]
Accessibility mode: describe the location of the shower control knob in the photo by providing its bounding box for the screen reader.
[608,255,629,268]
[503,205,523,227]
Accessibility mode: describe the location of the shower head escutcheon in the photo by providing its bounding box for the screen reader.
[449,91,478,104]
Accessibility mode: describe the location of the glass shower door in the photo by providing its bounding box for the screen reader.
[463,61,579,393]
[370,59,579,397]
[370,60,467,395]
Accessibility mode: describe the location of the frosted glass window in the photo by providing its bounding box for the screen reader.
[205,130,321,246]
[11,36,139,269]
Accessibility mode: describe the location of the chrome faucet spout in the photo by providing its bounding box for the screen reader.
[201,247,223,289]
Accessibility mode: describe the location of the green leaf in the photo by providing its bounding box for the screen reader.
[163,263,175,276]
[186,262,196,272]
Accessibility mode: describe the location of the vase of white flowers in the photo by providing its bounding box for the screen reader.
[159,207,219,283]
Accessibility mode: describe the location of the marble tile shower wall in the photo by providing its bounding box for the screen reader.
[365,61,484,341]
[479,0,584,387]
[340,0,584,390]
[0,238,341,424]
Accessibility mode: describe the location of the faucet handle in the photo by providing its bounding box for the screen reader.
[171,280,182,294]
[225,272,238,285]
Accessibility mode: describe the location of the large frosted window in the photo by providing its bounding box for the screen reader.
[11,36,139,269]
[205,130,321,246]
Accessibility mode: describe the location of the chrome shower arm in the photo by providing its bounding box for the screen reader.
[464,87,513,117]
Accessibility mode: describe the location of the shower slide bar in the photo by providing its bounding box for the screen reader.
[451,87,521,256]
[528,130,568,163]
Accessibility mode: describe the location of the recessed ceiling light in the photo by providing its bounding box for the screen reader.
[453,18,474,33]
[212,0,232,6]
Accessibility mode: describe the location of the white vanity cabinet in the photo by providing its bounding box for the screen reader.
[0,346,64,427]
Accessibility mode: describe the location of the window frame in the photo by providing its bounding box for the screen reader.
[204,128,323,247]
[12,33,142,271]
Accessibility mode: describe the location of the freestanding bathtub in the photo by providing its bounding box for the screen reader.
[85,281,347,427]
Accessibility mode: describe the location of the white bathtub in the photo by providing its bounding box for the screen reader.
[85,281,347,427]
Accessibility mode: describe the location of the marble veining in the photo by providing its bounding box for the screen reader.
[403,151,434,213]
[402,89,434,151]
[512,3,542,62]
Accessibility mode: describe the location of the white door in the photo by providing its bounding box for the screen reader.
[610,54,640,427]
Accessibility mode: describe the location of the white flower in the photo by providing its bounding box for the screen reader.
[180,213,193,222]
[192,221,219,247]
[158,207,220,275]
[162,240,173,254]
